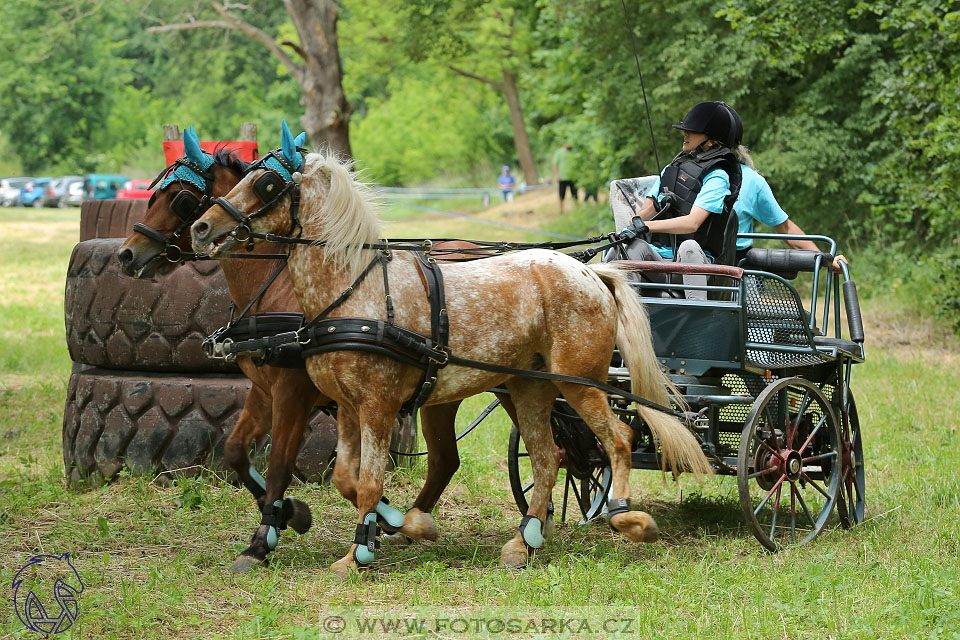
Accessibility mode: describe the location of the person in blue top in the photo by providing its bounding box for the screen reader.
[616,101,846,299]
[498,165,516,202]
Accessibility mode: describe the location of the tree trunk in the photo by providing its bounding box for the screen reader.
[501,69,539,186]
[284,0,352,158]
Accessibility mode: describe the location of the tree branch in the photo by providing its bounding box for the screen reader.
[147,2,303,81]
[211,2,302,78]
[282,40,307,61]
[448,65,503,91]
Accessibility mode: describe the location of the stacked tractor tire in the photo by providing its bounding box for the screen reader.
[62,200,337,486]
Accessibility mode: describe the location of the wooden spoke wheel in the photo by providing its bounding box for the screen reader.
[737,377,842,551]
[837,393,865,527]
[507,412,611,525]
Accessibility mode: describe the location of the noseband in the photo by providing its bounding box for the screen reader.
[132,158,216,262]
[210,148,303,246]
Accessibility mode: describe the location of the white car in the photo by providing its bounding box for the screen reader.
[0,177,31,207]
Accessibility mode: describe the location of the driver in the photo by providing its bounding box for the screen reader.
[614,101,847,300]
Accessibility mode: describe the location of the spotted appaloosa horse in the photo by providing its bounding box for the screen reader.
[191,123,712,577]
[117,129,448,573]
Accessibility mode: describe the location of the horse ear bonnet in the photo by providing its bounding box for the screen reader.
[161,126,215,191]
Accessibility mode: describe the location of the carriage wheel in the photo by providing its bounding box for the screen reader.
[507,425,612,525]
[837,393,865,527]
[737,377,842,551]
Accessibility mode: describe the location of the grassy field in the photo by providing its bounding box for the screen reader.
[1,203,959,639]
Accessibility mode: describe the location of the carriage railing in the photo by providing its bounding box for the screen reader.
[737,233,864,362]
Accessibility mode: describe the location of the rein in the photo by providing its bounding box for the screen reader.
[229,229,639,264]
[202,146,669,418]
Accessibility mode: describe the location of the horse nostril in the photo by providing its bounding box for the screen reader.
[193,221,210,239]
[118,248,133,266]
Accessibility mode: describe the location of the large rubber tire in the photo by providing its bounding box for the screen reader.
[62,367,337,486]
[79,199,148,241]
[65,238,239,373]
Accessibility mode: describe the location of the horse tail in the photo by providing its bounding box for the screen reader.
[590,264,713,479]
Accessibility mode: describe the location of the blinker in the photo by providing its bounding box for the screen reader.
[170,190,201,221]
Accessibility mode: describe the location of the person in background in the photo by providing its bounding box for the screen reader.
[552,142,577,212]
[498,165,516,202]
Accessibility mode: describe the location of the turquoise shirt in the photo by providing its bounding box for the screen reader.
[644,168,730,260]
[644,163,789,255]
[733,164,788,250]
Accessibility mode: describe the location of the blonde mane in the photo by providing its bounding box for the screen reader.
[299,150,382,280]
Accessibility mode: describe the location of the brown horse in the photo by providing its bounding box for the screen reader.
[190,131,712,577]
[117,139,448,572]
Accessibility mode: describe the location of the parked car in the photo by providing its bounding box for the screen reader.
[62,180,85,207]
[0,177,31,207]
[44,176,84,207]
[18,178,52,208]
[83,174,129,200]
[115,179,154,199]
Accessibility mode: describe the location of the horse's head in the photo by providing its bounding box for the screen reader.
[192,120,382,279]
[190,122,380,274]
[191,120,306,260]
[117,126,247,278]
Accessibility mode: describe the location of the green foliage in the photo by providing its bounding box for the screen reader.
[350,67,512,185]
[0,0,130,173]
[0,0,302,175]
[931,244,960,334]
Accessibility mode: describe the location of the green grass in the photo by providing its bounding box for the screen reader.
[1,207,959,639]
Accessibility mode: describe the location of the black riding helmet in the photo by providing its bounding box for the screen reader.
[672,101,743,148]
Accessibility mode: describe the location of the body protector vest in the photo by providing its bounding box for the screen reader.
[649,146,743,263]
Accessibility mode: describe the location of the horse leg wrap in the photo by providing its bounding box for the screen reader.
[244,464,267,500]
[375,497,405,533]
[607,497,631,532]
[352,510,381,566]
[518,515,545,550]
[259,499,284,550]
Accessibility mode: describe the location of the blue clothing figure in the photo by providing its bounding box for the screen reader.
[498,166,516,202]
[643,168,730,262]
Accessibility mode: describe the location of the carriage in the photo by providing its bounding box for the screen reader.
[502,184,866,551]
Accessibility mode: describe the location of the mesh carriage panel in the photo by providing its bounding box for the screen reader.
[743,274,831,369]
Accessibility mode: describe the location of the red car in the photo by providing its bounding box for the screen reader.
[115,179,154,199]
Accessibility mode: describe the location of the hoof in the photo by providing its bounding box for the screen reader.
[610,510,659,543]
[543,514,556,540]
[382,532,413,546]
[401,508,438,541]
[229,554,267,573]
[331,550,359,581]
[286,497,313,535]
[500,537,529,569]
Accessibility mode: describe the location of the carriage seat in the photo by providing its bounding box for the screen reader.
[740,248,835,280]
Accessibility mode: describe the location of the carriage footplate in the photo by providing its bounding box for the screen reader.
[518,515,545,551]
[353,510,381,565]
[607,497,631,531]
[375,497,405,533]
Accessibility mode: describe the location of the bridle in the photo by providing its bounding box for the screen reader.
[132,157,217,263]
[209,147,304,246]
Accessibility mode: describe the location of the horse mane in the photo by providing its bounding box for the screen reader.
[300,150,381,280]
[211,145,250,176]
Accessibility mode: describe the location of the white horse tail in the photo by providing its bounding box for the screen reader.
[590,264,713,479]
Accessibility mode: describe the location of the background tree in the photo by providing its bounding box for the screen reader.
[348,0,542,185]
[149,1,352,157]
